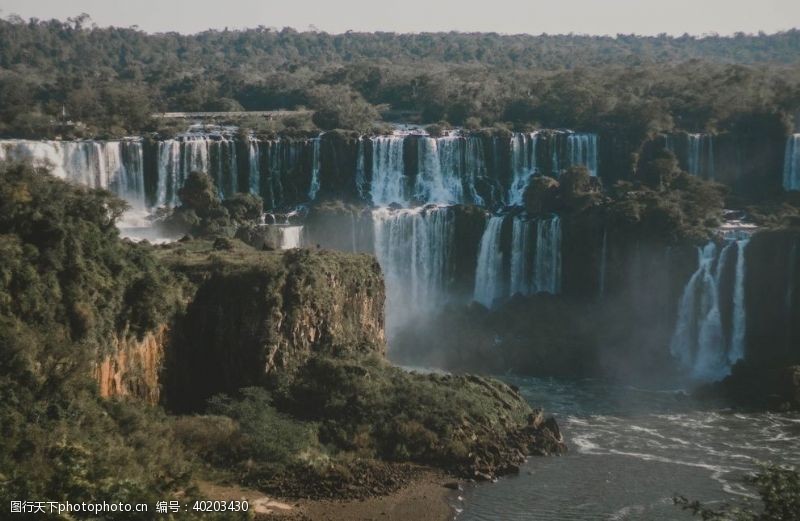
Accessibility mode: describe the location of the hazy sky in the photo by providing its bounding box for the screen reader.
[1,0,798,35]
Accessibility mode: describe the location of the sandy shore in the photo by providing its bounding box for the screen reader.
[198,469,456,521]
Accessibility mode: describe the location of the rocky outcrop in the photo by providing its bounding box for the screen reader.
[163,244,386,411]
[95,325,168,404]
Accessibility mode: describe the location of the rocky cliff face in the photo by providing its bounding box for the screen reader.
[95,325,168,404]
[161,243,386,411]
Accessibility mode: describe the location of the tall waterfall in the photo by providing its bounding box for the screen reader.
[670,239,749,380]
[278,226,303,249]
[531,216,562,294]
[308,138,321,200]
[371,136,407,206]
[510,218,533,296]
[784,134,800,191]
[566,133,598,177]
[0,139,146,208]
[156,134,238,206]
[687,133,715,180]
[372,206,454,335]
[416,137,464,204]
[474,216,506,307]
[474,214,562,307]
[509,133,538,205]
[248,138,261,196]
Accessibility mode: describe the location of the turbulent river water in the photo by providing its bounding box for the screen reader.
[457,377,800,520]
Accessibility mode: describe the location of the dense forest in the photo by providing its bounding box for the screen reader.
[1,15,800,138]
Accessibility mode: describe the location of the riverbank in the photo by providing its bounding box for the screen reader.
[198,468,455,521]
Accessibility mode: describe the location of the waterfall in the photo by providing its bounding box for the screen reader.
[687,133,714,179]
[464,135,487,206]
[278,226,303,249]
[670,239,750,380]
[308,137,321,200]
[531,216,562,294]
[415,137,463,204]
[474,216,505,307]
[155,134,238,205]
[355,138,367,200]
[248,138,261,196]
[371,136,406,206]
[784,134,800,191]
[566,133,598,177]
[0,139,146,208]
[509,132,538,205]
[510,218,533,295]
[728,239,749,364]
[372,206,454,335]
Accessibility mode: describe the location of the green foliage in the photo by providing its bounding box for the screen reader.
[206,387,317,467]
[161,172,265,238]
[1,17,799,136]
[277,354,538,474]
[308,84,379,133]
[675,465,800,521]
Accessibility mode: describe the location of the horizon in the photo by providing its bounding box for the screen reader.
[1,0,799,37]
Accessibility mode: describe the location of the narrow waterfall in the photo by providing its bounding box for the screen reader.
[510,218,533,295]
[687,133,714,179]
[355,138,367,200]
[509,133,538,205]
[670,239,750,380]
[566,133,598,177]
[783,134,800,191]
[278,226,303,249]
[373,206,454,335]
[531,216,562,294]
[474,216,506,307]
[248,138,261,196]
[464,135,487,206]
[0,139,146,208]
[728,239,749,363]
[416,137,463,204]
[308,137,321,200]
[371,136,406,206]
[155,134,238,205]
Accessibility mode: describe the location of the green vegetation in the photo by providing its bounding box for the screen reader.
[0,16,799,138]
[675,465,800,521]
[0,161,562,516]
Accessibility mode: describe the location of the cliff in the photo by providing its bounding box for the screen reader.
[95,325,168,404]
[157,241,386,411]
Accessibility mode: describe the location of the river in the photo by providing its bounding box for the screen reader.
[457,377,800,520]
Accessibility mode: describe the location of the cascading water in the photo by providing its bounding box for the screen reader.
[371,136,406,206]
[278,226,303,249]
[308,137,321,200]
[686,133,714,180]
[355,138,367,200]
[156,133,238,205]
[510,218,533,296]
[474,216,506,307]
[464,135,487,206]
[416,137,464,204]
[783,134,800,191]
[0,139,146,208]
[670,239,749,380]
[372,205,454,335]
[248,138,261,196]
[531,216,562,294]
[566,133,598,177]
[474,214,562,307]
[509,133,538,205]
